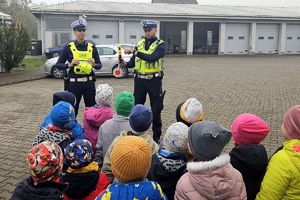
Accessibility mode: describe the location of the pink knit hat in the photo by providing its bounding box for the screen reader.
[282,105,300,140]
[231,113,270,145]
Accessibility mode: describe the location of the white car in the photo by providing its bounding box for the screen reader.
[44,44,134,79]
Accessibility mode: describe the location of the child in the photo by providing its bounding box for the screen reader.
[101,104,159,182]
[34,101,76,150]
[175,121,247,200]
[147,122,189,200]
[11,141,65,199]
[40,91,84,140]
[256,105,300,200]
[60,139,110,200]
[95,91,134,167]
[176,98,204,127]
[96,136,166,200]
[230,113,270,200]
[83,84,115,149]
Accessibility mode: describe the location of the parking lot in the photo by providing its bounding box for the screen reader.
[1,55,300,199]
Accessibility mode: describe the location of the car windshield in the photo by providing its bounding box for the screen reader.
[97,47,117,56]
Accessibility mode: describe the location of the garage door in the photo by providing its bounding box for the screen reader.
[86,20,118,45]
[225,24,250,54]
[256,24,279,54]
[124,21,144,45]
[286,24,300,54]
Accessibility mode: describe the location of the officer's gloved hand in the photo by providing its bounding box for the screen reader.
[68,59,79,68]
[88,58,95,66]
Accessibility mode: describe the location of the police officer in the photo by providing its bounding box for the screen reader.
[121,20,166,143]
[56,19,102,116]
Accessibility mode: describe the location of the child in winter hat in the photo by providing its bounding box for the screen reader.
[176,98,204,127]
[83,84,115,149]
[148,122,189,200]
[229,113,270,200]
[60,139,110,200]
[95,91,134,167]
[101,104,159,182]
[41,91,84,140]
[257,105,300,200]
[11,141,66,199]
[34,101,76,150]
[175,121,246,200]
[97,136,166,200]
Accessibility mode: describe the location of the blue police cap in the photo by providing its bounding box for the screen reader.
[71,19,88,30]
[141,20,158,30]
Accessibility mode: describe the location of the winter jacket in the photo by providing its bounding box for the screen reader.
[41,114,84,141]
[101,131,159,182]
[147,148,187,200]
[174,154,247,200]
[96,180,167,200]
[230,144,268,200]
[60,162,110,200]
[33,126,73,150]
[256,139,300,200]
[95,115,132,167]
[11,177,66,200]
[83,106,114,149]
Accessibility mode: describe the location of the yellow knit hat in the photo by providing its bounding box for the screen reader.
[111,136,152,183]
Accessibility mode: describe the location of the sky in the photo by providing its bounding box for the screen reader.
[31,0,300,7]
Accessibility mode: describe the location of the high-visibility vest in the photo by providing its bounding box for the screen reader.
[135,39,164,74]
[69,41,93,75]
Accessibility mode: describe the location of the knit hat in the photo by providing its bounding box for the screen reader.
[282,105,300,140]
[176,98,204,127]
[129,104,153,133]
[50,101,75,129]
[27,141,63,185]
[231,113,270,145]
[163,122,189,152]
[53,91,76,107]
[114,92,135,117]
[111,136,152,183]
[188,121,231,161]
[95,84,113,106]
[64,139,94,169]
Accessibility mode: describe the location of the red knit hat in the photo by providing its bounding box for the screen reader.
[231,113,270,145]
[282,105,300,140]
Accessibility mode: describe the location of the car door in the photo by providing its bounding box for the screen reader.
[95,47,118,74]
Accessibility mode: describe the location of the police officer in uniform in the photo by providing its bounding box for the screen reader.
[121,20,166,143]
[56,19,102,116]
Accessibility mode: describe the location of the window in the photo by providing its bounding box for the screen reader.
[207,31,213,46]
[239,36,245,40]
[92,35,100,39]
[287,36,293,40]
[297,37,300,40]
[130,35,137,39]
[268,36,274,40]
[97,47,116,56]
[106,35,113,39]
[258,36,264,40]
[228,36,234,40]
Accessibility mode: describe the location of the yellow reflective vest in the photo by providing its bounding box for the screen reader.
[69,41,93,75]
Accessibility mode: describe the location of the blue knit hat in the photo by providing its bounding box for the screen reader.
[129,105,153,133]
[50,101,75,129]
[64,139,94,169]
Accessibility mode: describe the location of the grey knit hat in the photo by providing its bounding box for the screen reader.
[188,121,231,161]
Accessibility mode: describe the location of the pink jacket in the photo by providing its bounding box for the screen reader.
[83,106,114,149]
[175,154,247,200]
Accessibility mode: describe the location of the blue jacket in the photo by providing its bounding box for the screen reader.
[96,180,167,200]
[40,113,84,140]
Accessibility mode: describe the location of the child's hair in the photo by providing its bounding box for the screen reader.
[282,105,300,140]
[27,141,63,185]
[95,84,113,106]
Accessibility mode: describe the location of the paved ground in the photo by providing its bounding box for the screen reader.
[1,55,300,199]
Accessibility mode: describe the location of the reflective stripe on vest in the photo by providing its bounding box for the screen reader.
[69,41,93,75]
[135,39,164,74]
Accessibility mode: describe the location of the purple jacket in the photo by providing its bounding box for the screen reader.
[83,106,114,149]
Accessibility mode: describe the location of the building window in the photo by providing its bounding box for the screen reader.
[228,36,234,40]
[239,36,245,40]
[207,31,213,46]
[258,36,264,40]
[297,37,300,40]
[287,37,293,40]
[130,35,137,39]
[92,35,100,39]
[106,35,113,39]
[268,36,274,40]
